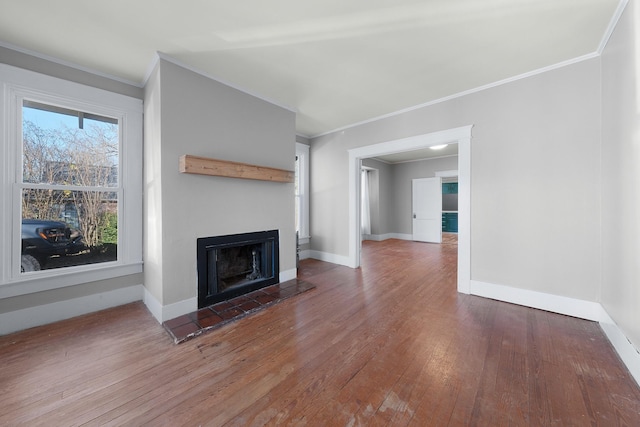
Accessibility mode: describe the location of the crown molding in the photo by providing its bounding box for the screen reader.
[310,51,600,139]
[0,40,142,88]
[310,0,629,140]
[598,0,629,54]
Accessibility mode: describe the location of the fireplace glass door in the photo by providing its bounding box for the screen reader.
[197,230,279,307]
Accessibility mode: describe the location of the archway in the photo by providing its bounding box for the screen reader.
[348,125,472,294]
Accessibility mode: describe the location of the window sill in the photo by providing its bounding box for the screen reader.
[0,262,143,299]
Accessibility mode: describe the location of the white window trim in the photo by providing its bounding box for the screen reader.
[295,142,310,243]
[0,64,143,299]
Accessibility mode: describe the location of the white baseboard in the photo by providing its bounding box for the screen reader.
[143,289,197,323]
[308,250,352,267]
[470,279,640,388]
[599,308,640,387]
[470,280,602,320]
[362,233,413,241]
[0,284,144,336]
[280,268,297,283]
[389,233,413,241]
[299,249,311,260]
[143,268,300,324]
[142,288,163,323]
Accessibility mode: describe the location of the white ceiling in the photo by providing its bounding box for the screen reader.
[0,0,621,137]
[374,143,459,164]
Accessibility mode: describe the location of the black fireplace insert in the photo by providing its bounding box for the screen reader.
[197,230,279,308]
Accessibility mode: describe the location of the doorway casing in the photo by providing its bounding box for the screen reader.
[348,125,472,294]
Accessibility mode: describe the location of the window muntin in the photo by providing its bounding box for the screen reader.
[0,63,143,297]
[22,102,119,187]
[20,101,120,272]
[295,154,300,234]
[295,143,310,241]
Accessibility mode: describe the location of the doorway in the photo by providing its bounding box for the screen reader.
[412,177,443,243]
[348,126,472,294]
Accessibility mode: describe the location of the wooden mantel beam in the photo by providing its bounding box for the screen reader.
[179,155,294,183]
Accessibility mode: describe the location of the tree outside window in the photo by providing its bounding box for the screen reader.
[20,101,119,271]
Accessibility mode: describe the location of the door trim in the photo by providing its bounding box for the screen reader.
[348,125,473,294]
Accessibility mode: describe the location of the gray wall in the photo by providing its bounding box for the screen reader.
[0,47,297,319]
[310,57,602,302]
[0,45,143,99]
[0,46,144,316]
[601,0,640,350]
[361,158,392,236]
[361,156,458,237]
[144,59,296,306]
[390,156,458,235]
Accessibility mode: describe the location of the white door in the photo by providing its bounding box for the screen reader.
[412,177,442,243]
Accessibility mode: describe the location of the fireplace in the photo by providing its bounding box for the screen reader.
[197,230,279,308]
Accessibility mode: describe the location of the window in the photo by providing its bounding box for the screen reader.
[0,64,143,297]
[295,143,310,243]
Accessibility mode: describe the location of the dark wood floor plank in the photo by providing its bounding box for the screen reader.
[0,238,638,425]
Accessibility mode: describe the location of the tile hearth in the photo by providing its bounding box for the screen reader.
[163,279,315,344]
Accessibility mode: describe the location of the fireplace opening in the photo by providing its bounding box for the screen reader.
[197,230,279,308]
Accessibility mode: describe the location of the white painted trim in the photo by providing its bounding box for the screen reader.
[392,233,414,241]
[162,297,197,323]
[0,40,142,88]
[598,0,630,53]
[436,170,459,178]
[599,308,640,387]
[299,249,311,260]
[142,288,163,324]
[349,127,472,159]
[0,284,144,336]
[152,53,297,113]
[144,268,297,324]
[0,63,144,296]
[469,279,640,387]
[143,289,198,324]
[469,280,602,321]
[348,126,473,293]
[296,142,311,240]
[311,54,598,139]
[382,154,459,165]
[308,250,352,267]
[280,268,297,283]
[457,135,471,294]
[363,233,413,242]
[142,52,161,87]
[0,263,143,299]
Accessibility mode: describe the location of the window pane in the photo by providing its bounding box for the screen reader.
[22,101,118,187]
[295,195,300,233]
[21,189,117,272]
[294,155,300,196]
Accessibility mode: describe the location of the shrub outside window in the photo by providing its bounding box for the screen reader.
[21,101,119,272]
[0,64,142,297]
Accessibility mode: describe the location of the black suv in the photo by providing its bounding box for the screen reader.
[21,219,86,271]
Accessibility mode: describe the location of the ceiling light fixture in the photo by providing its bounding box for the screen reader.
[429,144,448,150]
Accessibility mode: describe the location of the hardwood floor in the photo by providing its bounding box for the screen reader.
[1,239,639,426]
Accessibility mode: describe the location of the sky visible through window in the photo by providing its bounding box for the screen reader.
[20,103,120,272]
[22,103,120,175]
[24,107,77,129]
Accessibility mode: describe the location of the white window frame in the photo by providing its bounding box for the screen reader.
[295,142,310,243]
[0,64,143,298]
